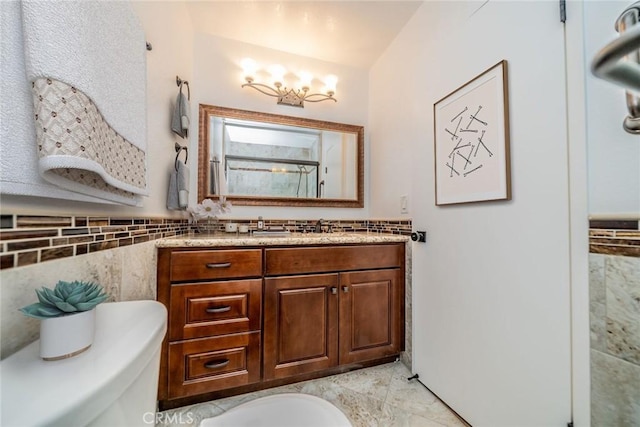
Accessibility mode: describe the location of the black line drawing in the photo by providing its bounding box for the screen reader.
[445,104,493,180]
[445,116,463,141]
[463,164,483,177]
[474,130,493,157]
[467,105,488,128]
[444,128,458,140]
[446,162,460,177]
[451,107,467,122]
[456,150,472,170]
[448,140,470,158]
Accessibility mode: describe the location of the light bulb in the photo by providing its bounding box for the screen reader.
[299,71,313,91]
[324,74,338,96]
[269,64,286,87]
[241,58,258,83]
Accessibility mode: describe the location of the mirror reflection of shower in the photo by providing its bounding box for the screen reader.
[296,165,308,198]
[208,113,358,200]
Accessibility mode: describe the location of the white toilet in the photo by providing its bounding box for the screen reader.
[1,300,167,427]
[200,393,353,427]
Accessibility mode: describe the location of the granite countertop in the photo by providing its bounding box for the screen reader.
[156,232,409,247]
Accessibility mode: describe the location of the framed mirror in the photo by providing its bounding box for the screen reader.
[198,104,364,207]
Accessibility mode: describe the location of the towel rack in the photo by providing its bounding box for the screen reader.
[174,142,188,171]
[591,1,640,134]
[176,75,190,100]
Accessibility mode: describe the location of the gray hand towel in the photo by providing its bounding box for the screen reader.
[171,92,190,138]
[167,161,189,210]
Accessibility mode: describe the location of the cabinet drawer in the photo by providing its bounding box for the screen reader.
[168,332,261,398]
[169,279,262,340]
[265,244,403,276]
[170,249,262,282]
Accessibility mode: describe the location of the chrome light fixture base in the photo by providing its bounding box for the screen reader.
[242,79,336,108]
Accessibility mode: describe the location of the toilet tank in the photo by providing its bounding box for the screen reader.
[1,300,167,427]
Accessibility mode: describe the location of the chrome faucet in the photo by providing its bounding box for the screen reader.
[315,219,323,233]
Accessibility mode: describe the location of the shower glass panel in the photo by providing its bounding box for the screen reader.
[225,156,319,198]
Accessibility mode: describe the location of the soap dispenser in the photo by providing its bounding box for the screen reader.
[257,216,264,231]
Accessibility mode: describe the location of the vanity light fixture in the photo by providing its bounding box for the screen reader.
[241,58,337,108]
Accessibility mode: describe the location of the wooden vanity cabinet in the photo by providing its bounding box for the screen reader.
[157,248,263,402]
[157,242,405,407]
[263,244,404,380]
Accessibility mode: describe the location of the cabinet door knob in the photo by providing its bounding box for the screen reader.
[206,262,232,269]
[330,287,338,295]
[205,306,231,314]
[342,286,349,293]
[204,359,230,369]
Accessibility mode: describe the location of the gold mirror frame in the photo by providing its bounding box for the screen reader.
[198,104,364,207]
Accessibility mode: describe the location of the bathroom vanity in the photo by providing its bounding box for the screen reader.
[156,233,407,409]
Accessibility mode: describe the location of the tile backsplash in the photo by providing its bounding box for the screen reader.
[589,219,639,258]
[0,215,412,270]
[0,215,189,269]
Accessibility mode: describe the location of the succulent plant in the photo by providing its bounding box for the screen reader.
[20,280,108,319]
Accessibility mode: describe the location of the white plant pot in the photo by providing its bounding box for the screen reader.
[39,309,96,361]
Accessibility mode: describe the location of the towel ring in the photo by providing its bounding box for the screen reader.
[174,142,188,171]
[176,75,190,100]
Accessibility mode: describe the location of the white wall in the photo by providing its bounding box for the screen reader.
[1,1,194,219]
[191,32,370,219]
[370,1,574,425]
[584,0,640,218]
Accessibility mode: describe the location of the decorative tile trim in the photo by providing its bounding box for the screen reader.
[589,219,640,258]
[0,215,189,270]
[193,218,413,235]
[0,215,412,270]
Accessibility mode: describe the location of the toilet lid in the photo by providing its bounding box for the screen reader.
[0,301,167,426]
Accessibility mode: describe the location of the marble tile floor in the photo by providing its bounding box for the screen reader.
[158,361,469,427]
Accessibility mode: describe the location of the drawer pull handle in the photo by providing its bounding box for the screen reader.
[206,306,231,314]
[205,262,231,269]
[204,359,230,369]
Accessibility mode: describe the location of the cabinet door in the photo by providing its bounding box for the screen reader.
[264,274,339,380]
[339,269,403,365]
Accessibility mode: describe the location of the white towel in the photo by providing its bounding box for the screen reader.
[21,0,146,148]
[0,1,114,204]
[5,0,148,206]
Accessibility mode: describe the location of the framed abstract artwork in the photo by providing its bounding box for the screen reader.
[433,60,511,206]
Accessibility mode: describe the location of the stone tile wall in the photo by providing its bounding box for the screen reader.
[589,220,639,426]
[0,214,412,359]
[1,240,158,359]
